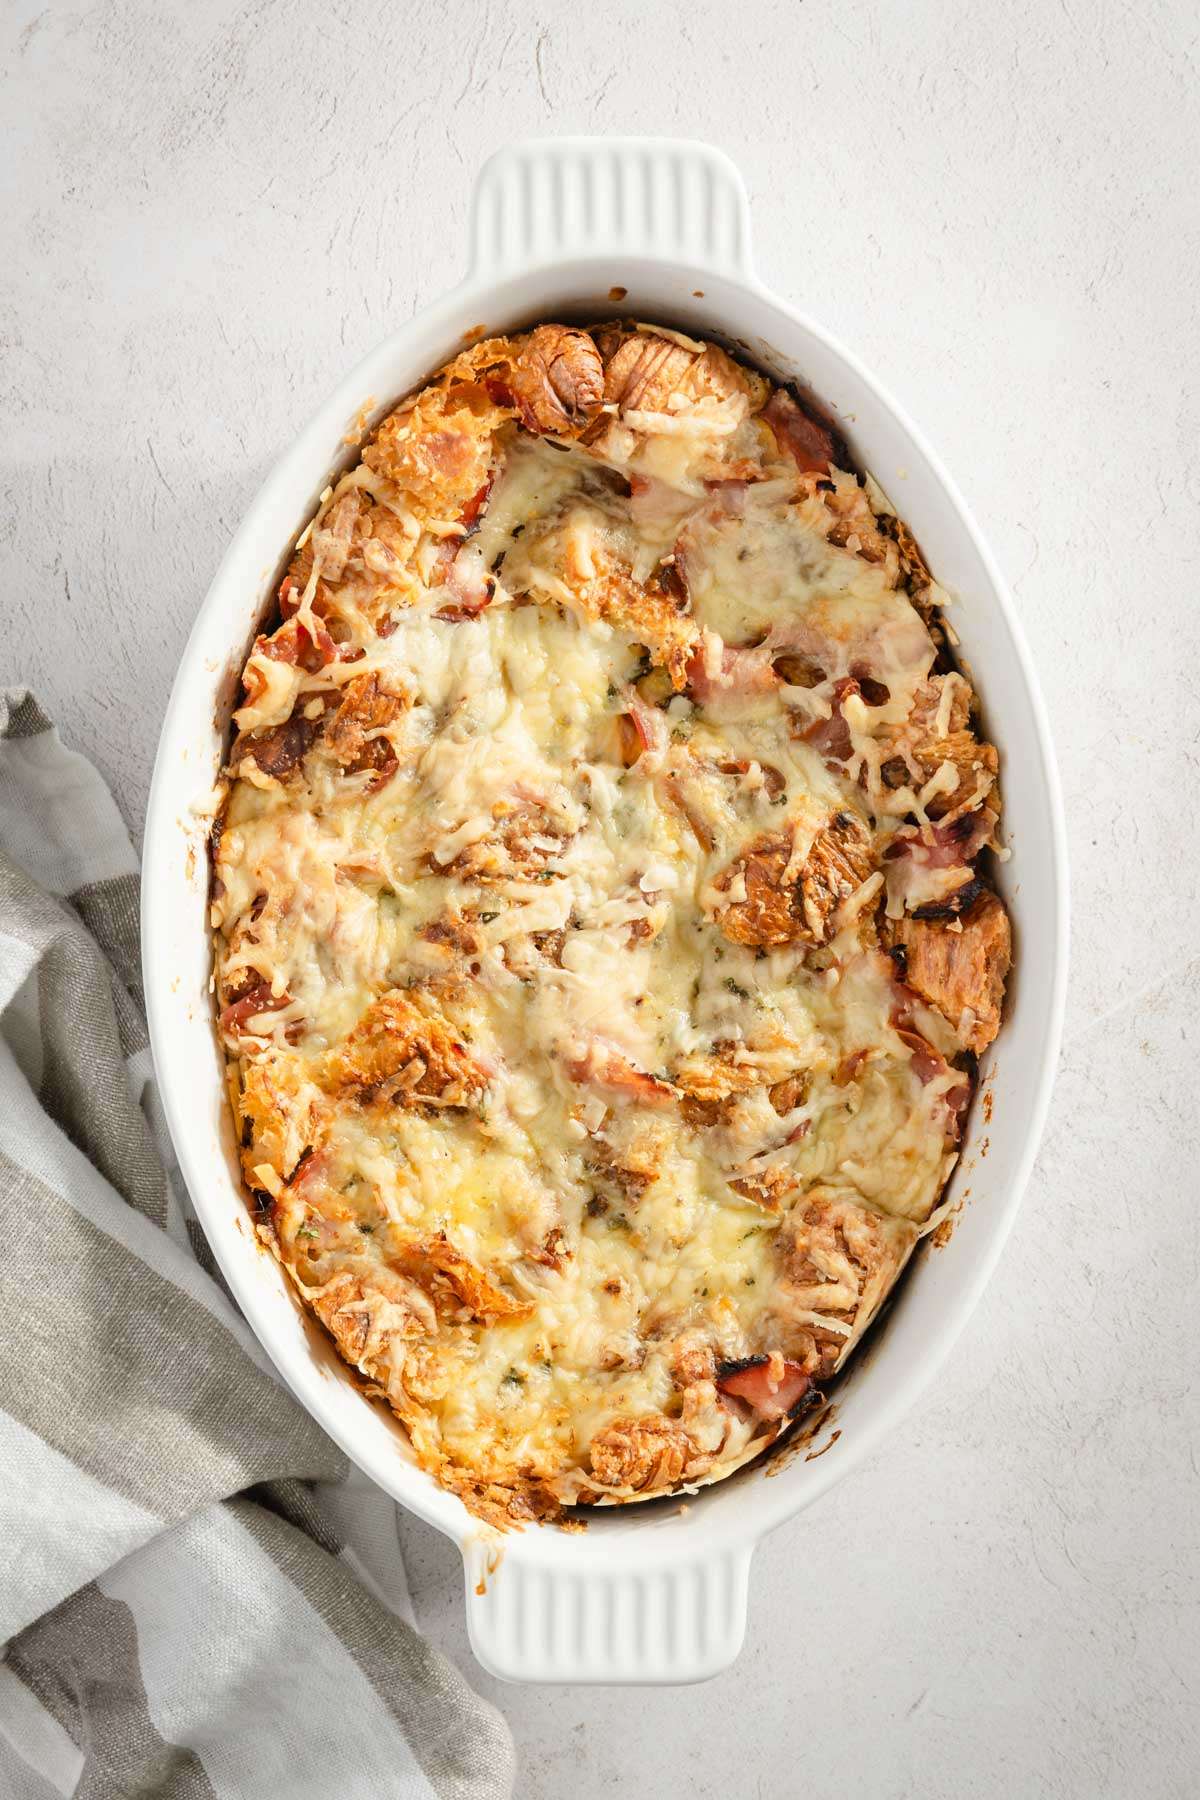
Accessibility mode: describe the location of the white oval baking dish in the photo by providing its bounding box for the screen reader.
[142,137,1068,1686]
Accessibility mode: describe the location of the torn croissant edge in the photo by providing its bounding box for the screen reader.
[208,318,1007,1532]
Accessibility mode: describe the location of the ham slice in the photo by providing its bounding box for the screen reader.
[717,1355,811,1421]
[260,615,336,674]
[220,979,292,1037]
[563,1045,677,1109]
[619,691,670,763]
[883,811,994,917]
[238,710,324,779]
[888,980,972,1138]
[761,389,837,475]
[459,476,494,531]
[435,542,495,620]
[799,675,860,763]
[685,642,779,704]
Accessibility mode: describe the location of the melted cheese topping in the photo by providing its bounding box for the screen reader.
[212,324,1007,1526]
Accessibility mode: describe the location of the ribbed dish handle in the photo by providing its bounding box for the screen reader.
[462,1540,753,1685]
[468,136,754,281]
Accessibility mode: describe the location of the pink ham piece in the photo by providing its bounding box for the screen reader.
[563,1045,677,1109]
[619,690,671,763]
[761,390,837,475]
[459,477,493,531]
[883,810,992,917]
[799,675,859,763]
[435,542,494,620]
[717,1355,811,1421]
[685,642,780,704]
[628,473,687,530]
[237,711,325,780]
[702,477,750,516]
[889,985,971,1138]
[220,979,291,1037]
[259,615,337,674]
[888,810,993,872]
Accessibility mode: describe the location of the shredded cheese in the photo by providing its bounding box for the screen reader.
[212,322,1008,1528]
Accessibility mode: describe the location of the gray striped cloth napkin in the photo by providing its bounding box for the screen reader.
[0,690,515,1800]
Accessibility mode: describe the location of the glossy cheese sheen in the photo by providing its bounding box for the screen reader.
[211,323,1007,1525]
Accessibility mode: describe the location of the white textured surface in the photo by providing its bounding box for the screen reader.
[2,1,1197,1793]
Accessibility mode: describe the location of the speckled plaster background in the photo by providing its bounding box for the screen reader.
[3,1,1198,1793]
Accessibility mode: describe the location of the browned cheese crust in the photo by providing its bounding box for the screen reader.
[212,320,1011,1527]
